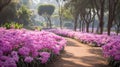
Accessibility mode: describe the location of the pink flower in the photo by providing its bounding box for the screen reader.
[4,58,17,67]
[18,47,30,56]
[24,56,33,63]
[39,52,50,63]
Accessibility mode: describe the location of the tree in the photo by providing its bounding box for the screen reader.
[114,1,120,35]
[107,0,119,35]
[94,0,105,34]
[0,1,19,25]
[65,0,96,32]
[62,8,73,20]
[64,0,81,31]
[79,0,96,32]
[38,4,55,28]
[0,0,11,12]
[17,5,32,27]
[56,0,64,29]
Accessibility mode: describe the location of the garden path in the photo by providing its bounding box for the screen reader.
[48,38,110,67]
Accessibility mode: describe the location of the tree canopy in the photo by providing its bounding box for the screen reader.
[38,4,55,16]
[38,4,55,28]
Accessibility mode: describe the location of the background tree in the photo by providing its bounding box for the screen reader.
[64,0,81,31]
[17,5,32,27]
[0,2,17,24]
[0,0,20,25]
[38,4,55,28]
[56,0,64,29]
[79,0,96,32]
[114,0,120,35]
[93,0,105,34]
[65,0,96,32]
[107,0,119,35]
[0,0,11,12]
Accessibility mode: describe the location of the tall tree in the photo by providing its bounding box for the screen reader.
[94,0,105,34]
[17,5,32,27]
[114,0,120,35]
[107,0,119,35]
[0,0,11,12]
[56,0,63,29]
[0,2,17,24]
[38,4,55,28]
[65,0,82,31]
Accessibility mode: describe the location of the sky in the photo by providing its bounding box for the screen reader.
[32,0,58,5]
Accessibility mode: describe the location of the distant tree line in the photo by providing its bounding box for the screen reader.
[0,0,32,28]
[64,0,120,35]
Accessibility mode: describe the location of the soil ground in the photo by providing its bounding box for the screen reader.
[48,38,110,67]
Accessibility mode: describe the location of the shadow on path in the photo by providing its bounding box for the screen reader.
[66,38,81,47]
[47,38,110,67]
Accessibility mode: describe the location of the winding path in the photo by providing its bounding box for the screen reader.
[48,38,110,67]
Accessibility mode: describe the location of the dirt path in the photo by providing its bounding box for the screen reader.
[48,38,109,67]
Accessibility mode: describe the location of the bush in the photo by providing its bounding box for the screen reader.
[0,28,66,67]
[3,22,23,29]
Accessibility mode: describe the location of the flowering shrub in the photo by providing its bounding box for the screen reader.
[47,29,112,47]
[0,28,66,67]
[102,38,120,67]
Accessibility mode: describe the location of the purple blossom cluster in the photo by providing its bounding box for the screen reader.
[47,29,111,46]
[0,28,66,67]
[47,29,120,61]
[102,38,120,60]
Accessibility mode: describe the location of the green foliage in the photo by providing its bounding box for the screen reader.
[17,5,32,26]
[38,4,55,28]
[108,57,120,67]
[3,22,23,29]
[38,4,55,16]
[62,8,73,20]
[0,2,18,24]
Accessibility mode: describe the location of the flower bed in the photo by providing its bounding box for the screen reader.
[102,38,120,67]
[47,29,112,47]
[0,28,66,67]
[47,29,120,66]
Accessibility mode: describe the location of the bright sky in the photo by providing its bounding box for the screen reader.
[32,0,56,4]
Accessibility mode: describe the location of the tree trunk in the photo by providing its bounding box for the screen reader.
[79,20,81,31]
[116,25,120,35]
[96,24,100,34]
[107,19,112,35]
[108,0,112,35]
[116,28,119,35]
[0,0,11,12]
[107,0,118,35]
[58,1,63,29]
[92,21,95,33]
[82,21,85,32]
[99,0,105,34]
[74,15,78,31]
[48,17,52,28]
[59,16,62,29]
[86,23,89,33]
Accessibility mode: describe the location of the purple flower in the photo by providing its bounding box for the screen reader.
[11,51,18,56]
[18,47,30,56]
[39,52,50,63]
[11,51,19,62]
[0,56,9,61]
[0,50,3,56]
[4,58,17,67]
[24,56,33,63]
[0,28,67,64]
